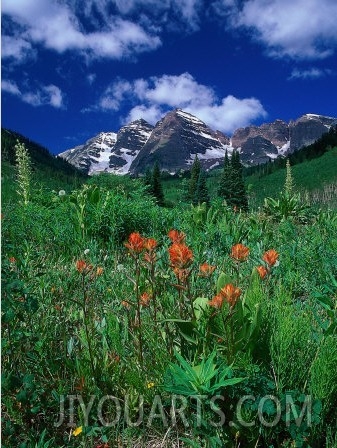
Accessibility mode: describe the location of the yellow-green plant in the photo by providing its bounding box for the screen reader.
[15,140,32,205]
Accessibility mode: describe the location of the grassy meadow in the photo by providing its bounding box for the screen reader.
[1,143,337,447]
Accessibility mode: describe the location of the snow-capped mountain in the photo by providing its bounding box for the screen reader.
[59,119,153,175]
[129,109,230,174]
[58,110,336,175]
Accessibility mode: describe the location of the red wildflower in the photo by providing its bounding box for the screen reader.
[220,283,241,307]
[168,243,193,269]
[124,232,145,253]
[9,257,16,263]
[208,294,224,309]
[140,292,151,307]
[199,262,216,277]
[76,259,87,273]
[143,238,158,263]
[262,249,279,267]
[231,243,250,262]
[143,238,157,251]
[256,265,268,279]
[168,229,186,244]
[173,267,191,283]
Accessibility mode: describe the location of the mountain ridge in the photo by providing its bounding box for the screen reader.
[58,109,337,175]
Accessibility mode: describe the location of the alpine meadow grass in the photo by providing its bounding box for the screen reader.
[1,146,337,448]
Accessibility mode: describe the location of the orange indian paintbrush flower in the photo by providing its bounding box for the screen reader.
[220,283,241,307]
[168,229,186,244]
[168,243,193,269]
[256,265,268,279]
[199,262,216,277]
[76,260,87,274]
[124,232,145,253]
[140,292,151,307]
[143,238,157,251]
[231,243,250,261]
[208,293,224,309]
[262,249,279,266]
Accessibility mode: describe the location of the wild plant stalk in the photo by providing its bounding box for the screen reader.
[134,257,144,365]
[15,140,32,205]
[284,159,295,198]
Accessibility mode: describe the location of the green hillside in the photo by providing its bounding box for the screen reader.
[161,146,337,209]
[1,128,87,202]
[247,146,337,208]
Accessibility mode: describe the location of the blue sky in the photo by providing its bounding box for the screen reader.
[2,0,337,155]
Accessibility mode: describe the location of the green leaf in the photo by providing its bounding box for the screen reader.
[216,272,232,294]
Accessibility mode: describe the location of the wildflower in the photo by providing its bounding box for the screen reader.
[256,265,268,279]
[262,249,279,267]
[121,300,131,309]
[9,257,16,263]
[199,262,216,277]
[76,259,87,273]
[140,292,151,307]
[84,248,90,255]
[173,267,190,283]
[168,229,186,244]
[208,294,224,309]
[147,382,155,389]
[72,426,83,436]
[168,243,193,269]
[144,238,158,263]
[96,267,104,276]
[220,283,241,307]
[231,243,250,262]
[58,189,66,196]
[143,238,157,251]
[124,232,145,254]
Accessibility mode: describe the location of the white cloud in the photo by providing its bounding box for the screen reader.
[2,79,65,108]
[288,67,333,80]
[87,74,97,85]
[214,0,337,60]
[1,80,21,95]
[98,73,267,133]
[1,0,161,63]
[1,35,36,63]
[126,104,164,124]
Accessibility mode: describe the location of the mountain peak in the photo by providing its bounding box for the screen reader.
[59,109,336,175]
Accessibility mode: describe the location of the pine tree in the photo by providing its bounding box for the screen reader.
[230,150,248,211]
[194,169,210,205]
[151,161,165,206]
[188,154,201,202]
[217,150,248,210]
[144,167,154,196]
[218,149,232,203]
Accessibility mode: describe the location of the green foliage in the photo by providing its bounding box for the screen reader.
[152,161,165,206]
[188,154,201,203]
[15,140,32,205]
[263,158,314,223]
[195,169,210,205]
[217,150,248,211]
[2,151,337,447]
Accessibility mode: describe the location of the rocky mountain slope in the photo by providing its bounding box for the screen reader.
[58,110,336,175]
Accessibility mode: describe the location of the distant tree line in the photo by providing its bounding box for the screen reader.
[245,125,337,178]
